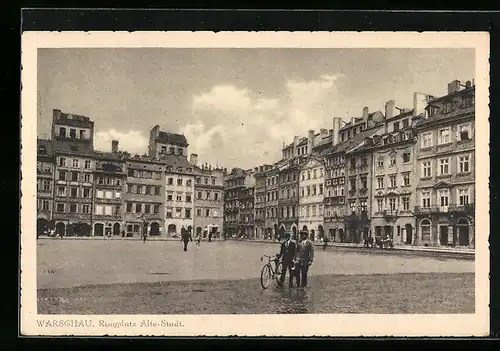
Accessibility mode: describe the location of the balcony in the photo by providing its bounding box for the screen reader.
[414,204,475,216]
[348,189,357,196]
[383,209,398,222]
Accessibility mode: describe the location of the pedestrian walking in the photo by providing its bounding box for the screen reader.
[196,232,201,246]
[296,231,314,288]
[142,229,147,243]
[181,228,193,251]
[276,232,297,288]
[208,232,212,243]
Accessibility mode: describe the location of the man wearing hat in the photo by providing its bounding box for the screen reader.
[296,230,314,288]
[276,232,297,288]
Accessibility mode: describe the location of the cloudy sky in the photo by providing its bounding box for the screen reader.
[37,48,474,169]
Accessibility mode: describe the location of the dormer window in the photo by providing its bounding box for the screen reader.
[69,128,77,138]
[38,146,47,155]
[59,127,66,138]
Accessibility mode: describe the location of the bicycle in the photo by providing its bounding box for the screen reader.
[260,254,283,289]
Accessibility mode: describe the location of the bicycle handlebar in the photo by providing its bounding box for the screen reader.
[261,254,279,262]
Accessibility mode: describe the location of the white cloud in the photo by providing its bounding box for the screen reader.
[94,129,148,155]
[181,74,344,168]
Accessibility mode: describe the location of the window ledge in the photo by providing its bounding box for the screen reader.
[420,146,433,151]
[437,142,453,147]
[436,174,452,179]
[457,171,472,177]
[420,176,432,181]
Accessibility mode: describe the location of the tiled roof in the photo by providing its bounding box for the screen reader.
[156,131,189,147]
[93,151,123,161]
[414,106,474,128]
[320,123,385,156]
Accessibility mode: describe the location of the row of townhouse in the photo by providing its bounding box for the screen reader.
[225,79,475,248]
[36,109,225,238]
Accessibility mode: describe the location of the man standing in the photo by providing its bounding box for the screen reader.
[276,232,297,288]
[181,228,193,252]
[296,230,314,288]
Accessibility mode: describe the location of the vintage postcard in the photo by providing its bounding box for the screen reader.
[20,31,490,337]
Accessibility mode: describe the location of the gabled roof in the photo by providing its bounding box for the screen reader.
[320,123,385,156]
[156,131,189,147]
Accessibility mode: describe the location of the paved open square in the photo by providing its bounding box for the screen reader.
[37,239,475,314]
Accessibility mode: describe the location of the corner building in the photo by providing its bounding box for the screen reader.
[413,80,475,248]
[36,139,55,236]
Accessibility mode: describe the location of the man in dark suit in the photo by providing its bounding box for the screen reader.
[296,230,314,288]
[181,228,193,251]
[276,232,297,288]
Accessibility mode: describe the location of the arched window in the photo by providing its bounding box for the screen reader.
[420,219,431,242]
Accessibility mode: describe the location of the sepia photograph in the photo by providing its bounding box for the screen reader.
[20,31,490,336]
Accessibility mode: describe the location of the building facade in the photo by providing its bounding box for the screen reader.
[254,165,272,239]
[298,156,326,241]
[414,80,475,248]
[148,125,189,158]
[92,145,126,236]
[164,156,196,237]
[264,166,280,240]
[123,157,165,237]
[36,139,55,236]
[277,158,300,239]
[223,168,255,238]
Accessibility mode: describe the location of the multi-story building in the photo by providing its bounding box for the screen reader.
[51,109,95,237]
[36,139,55,236]
[254,165,273,239]
[148,125,189,158]
[92,140,126,236]
[191,154,225,239]
[164,155,196,237]
[277,158,300,239]
[123,156,165,237]
[369,94,431,245]
[298,155,326,242]
[413,80,475,248]
[223,168,255,238]
[264,166,280,240]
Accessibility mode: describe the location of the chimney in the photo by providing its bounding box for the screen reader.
[385,100,396,120]
[53,109,62,120]
[448,80,461,94]
[209,165,212,170]
[320,128,328,136]
[293,136,300,156]
[328,129,333,136]
[350,117,356,127]
[307,130,315,155]
[413,92,430,117]
[362,106,369,120]
[111,140,119,153]
[332,117,341,147]
[189,153,198,166]
[465,80,472,89]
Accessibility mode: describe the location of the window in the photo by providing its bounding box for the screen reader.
[458,188,470,206]
[169,147,175,155]
[186,179,193,187]
[177,178,183,186]
[72,159,79,168]
[185,209,192,218]
[69,128,77,138]
[175,208,182,218]
[421,191,431,208]
[388,198,397,211]
[360,176,367,189]
[389,154,396,167]
[176,194,182,202]
[115,191,121,199]
[312,205,317,216]
[457,123,471,141]
[126,203,132,212]
[196,177,201,184]
[145,204,151,214]
[214,192,219,201]
[135,185,142,194]
[389,175,397,188]
[377,156,384,168]
[71,171,79,182]
[307,171,311,180]
[104,205,112,216]
[135,203,142,213]
[402,118,409,128]
[393,121,400,131]
[349,178,356,191]
[438,189,449,208]
[402,152,411,163]
[59,157,67,167]
[205,208,211,217]
[186,194,192,202]
[84,174,91,183]
[59,127,66,138]
[438,127,451,145]
[43,180,51,191]
[197,192,202,200]
[70,187,78,198]
[361,157,368,167]
[422,161,432,178]
[401,196,410,211]
[206,191,211,200]
[319,184,324,195]
[306,186,311,196]
[421,132,433,148]
[204,178,209,184]
[312,186,317,196]
[57,186,66,196]
[402,173,410,187]
[153,204,160,214]
[349,201,356,214]
[377,199,384,213]
[438,158,450,175]
[376,176,384,189]
[196,208,202,217]
[105,191,113,199]
[458,155,470,173]
[83,160,91,169]
[306,206,310,217]
[82,204,90,214]
[69,204,77,213]
[313,169,317,179]
[167,177,173,185]
[155,186,161,195]
[56,203,65,213]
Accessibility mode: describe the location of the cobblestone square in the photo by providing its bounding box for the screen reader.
[37,239,474,314]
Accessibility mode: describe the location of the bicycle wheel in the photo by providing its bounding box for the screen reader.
[260,264,271,289]
[274,261,283,284]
